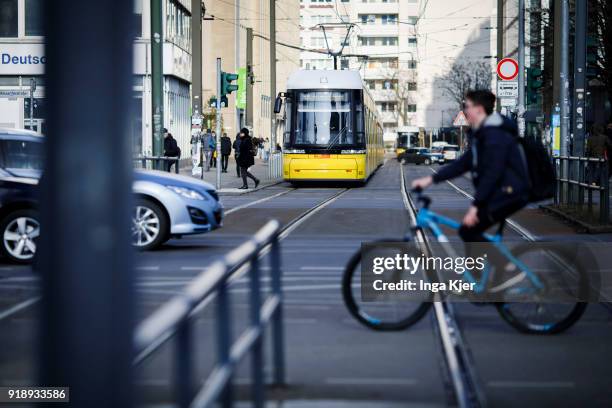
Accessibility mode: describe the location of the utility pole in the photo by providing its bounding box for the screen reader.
[496,0,504,113]
[572,0,587,157]
[517,0,526,137]
[559,0,570,158]
[192,0,203,122]
[216,58,222,190]
[235,0,241,133]
[151,0,164,159]
[270,0,276,151]
[246,27,254,128]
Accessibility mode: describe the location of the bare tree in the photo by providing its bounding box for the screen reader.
[589,0,612,119]
[438,59,492,111]
[382,69,417,126]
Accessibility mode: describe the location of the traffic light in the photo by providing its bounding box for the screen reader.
[209,96,228,108]
[221,71,239,97]
[526,67,543,105]
[586,36,599,80]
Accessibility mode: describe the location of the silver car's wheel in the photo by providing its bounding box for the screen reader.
[132,199,169,250]
[1,210,39,263]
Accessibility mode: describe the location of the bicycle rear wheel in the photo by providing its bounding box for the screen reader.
[495,243,589,334]
[342,239,433,331]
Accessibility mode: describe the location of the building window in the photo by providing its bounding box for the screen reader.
[25,0,42,36]
[0,0,18,37]
[359,14,375,24]
[407,82,417,91]
[381,14,397,25]
[133,0,143,38]
[406,104,417,113]
[408,36,417,46]
[407,60,417,69]
[166,0,191,52]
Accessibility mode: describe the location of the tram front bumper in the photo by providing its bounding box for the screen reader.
[283,155,364,180]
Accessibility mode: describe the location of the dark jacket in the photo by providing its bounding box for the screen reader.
[237,136,255,168]
[163,135,180,157]
[233,137,241,157]
[432,113,529,215]
[221,136,232,155]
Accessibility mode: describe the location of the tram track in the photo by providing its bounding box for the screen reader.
[400,165,486,408]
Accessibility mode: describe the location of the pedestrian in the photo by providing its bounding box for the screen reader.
[258,137,264,159]
[587,124,607,159]
[163,131,181,173]
[263,137,270,161]
[220,132,232,173]
[209,131,217,168]
[233,133,242,178]
[237,128,260,189]
[276,143,282,152]
[412,89,530,287]
[202,129,213,172]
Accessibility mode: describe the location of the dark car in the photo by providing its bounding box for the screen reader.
[0,129,43,263]
[399,147,437,165]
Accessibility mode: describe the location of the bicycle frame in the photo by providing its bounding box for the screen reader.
[413,205,544,294]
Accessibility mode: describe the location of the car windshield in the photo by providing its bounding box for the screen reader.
[0,139,44,172]
[294,91,353,146]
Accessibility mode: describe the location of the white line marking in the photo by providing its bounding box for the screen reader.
[487,381,575,388]
[300,266,343,271]
[0,296,40,321]
[325,377,418,386]
[180,266,209,271]
[224,189,292,215]
[135,266,160,271]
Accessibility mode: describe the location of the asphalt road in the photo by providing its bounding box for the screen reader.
[0,158,611,407]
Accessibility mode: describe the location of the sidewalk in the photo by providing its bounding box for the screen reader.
[180,155,282,194]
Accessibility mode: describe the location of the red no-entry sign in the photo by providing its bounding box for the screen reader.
[497,58,519,81]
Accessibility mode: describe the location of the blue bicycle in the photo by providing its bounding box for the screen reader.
[342,188,589,334]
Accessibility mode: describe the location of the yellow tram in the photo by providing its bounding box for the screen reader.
[276,70,384,183]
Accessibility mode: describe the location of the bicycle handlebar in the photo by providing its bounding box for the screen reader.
[410,187,431,209]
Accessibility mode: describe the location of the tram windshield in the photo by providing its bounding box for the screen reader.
[290,90,361,148]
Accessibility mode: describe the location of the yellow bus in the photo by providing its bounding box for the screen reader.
[275,70,384,184]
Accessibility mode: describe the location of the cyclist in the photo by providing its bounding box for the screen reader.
[412,89,530,244]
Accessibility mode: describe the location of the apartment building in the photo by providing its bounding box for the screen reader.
[299,0,496,139]
[201,0,300,141]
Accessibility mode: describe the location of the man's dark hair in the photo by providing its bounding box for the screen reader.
[241,127,249,136]
[465,89,496,115]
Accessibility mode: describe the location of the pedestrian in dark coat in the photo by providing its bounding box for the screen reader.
[220,133,232,173]
[237,128,259,189]
[233,133,242,177]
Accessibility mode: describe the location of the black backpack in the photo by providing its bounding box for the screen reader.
[517,136,556,202]
[168,138,180,157]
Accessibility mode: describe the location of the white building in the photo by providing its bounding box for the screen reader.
[299,0,495,141]
[0,0,193,156]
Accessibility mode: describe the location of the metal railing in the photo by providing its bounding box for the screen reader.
[554,156,610,224]
[133,220,285,408]
[268,152,283,180]
[134,155,181,174]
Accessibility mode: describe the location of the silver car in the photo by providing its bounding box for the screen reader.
[132,170,224,250]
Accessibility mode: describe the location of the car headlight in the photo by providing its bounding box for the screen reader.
[166,185,207,201]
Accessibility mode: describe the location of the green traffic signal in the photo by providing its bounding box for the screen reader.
[526,67,543,104]
[221,71,239,96]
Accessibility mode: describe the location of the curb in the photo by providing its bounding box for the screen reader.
[218,180,285,196]
[540,205,612,233]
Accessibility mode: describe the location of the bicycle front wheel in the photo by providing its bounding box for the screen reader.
[342,239,433,331]
[495,243,589,334]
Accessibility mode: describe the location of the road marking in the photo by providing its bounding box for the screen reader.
[180,266,209,271]
[224,189,293,215]
[135,266,160,271]
[487,380,575,388]
[325,377,418,386]
[300,266,343,271]
[0,296,40,321]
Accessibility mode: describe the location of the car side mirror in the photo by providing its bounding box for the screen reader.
[274,95,283,114]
